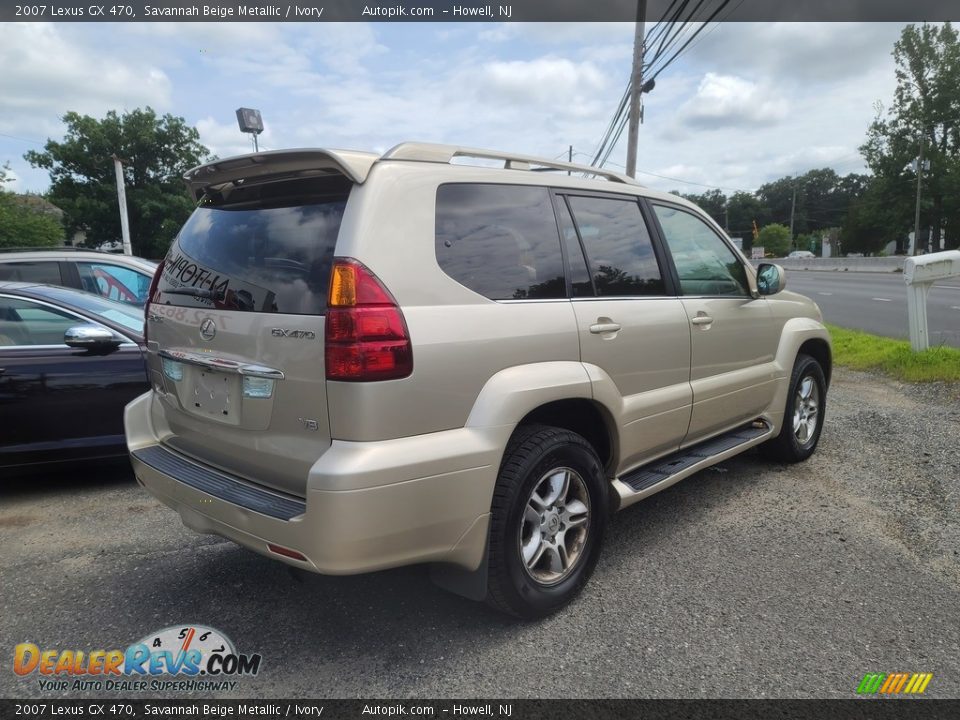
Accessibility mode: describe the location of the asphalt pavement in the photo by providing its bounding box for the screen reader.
[786,271,960,347]
[2,368,959,699]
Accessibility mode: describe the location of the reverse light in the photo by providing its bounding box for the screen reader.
[325,258,413,382]
[242,376,275,399]
[161,357,184,382]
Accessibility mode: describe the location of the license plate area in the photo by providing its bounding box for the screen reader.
[189,369,241,425]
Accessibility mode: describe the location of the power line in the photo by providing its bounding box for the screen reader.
[646,1,732,82]
[0,132,45,146]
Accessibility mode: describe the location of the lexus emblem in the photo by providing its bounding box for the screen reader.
[200,318,217,341]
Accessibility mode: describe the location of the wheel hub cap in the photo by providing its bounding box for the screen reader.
[792,376,820,445]
[519,467,591,585]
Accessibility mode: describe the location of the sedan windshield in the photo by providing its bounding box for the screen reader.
[35,286,144,335]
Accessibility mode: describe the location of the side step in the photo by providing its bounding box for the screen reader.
[615,420,773,507]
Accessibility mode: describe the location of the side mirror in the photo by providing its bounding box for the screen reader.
[756,263,786,296]
[64,324,120,349]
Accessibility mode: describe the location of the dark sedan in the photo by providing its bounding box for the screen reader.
[0,282,149,473]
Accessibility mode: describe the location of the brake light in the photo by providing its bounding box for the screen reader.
[143,260,165,344]
[325,258,412,381]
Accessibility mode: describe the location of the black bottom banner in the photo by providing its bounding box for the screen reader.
[2,700,960,720]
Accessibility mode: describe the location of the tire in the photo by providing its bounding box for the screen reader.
[485,424,608,619]
[760,353,827,463]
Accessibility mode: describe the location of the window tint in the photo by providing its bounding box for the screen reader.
[435,184,565,301]
[652,204,750,297]
[566,196,664,297]
[0,297,82,346]
[555,198,593,297]
[0,261,63,285]
[157,175,351,315]
[39,286,144,335]
[77,262,151,305]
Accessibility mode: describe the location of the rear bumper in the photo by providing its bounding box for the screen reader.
[124,391,508,574]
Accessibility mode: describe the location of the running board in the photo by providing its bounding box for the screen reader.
[613,420,773,510]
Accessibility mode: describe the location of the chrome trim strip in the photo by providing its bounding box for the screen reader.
[157,349,285,380]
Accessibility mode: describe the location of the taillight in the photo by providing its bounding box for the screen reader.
[325,258,412,381]
[143,260,165,344]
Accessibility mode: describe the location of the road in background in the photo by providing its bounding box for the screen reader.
[786,271,960,347]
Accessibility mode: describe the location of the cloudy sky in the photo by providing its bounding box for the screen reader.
[0,21,907,195]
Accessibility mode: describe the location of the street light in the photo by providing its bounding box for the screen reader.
[236,107,264,152]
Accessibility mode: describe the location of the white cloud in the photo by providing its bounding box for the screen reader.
[195,116,276,159]
[0,23,171,137]
[475,57,608,106]
[678,73,789,129]
[0,21,908,196]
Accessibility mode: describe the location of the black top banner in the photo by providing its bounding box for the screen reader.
[2,0,959,23]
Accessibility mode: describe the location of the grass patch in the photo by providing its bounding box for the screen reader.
[827,324,960,383]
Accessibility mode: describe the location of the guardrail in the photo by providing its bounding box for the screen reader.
[749,257,904,273]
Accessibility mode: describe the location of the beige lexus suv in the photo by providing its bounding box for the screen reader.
[125,143,831,617]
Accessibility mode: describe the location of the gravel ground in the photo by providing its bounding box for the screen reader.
[2,367,958,699]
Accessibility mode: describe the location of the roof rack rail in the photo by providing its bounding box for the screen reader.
[0,246,113,254]
[381,142,640,186]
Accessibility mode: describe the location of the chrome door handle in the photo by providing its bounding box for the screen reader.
[589,322,621,334]
[691,315,713,326]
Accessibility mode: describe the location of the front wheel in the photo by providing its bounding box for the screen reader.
[761,353,827,463]
[486,424,608,618]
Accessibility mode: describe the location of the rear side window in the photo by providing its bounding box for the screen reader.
[77,262,151,305]
[435,184,565,301]
[566,196,665,297]
[0,261,63,285]
[157,175,351,315]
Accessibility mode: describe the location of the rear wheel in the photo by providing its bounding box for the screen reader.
[761,353,826,463]
[486,424,607,618]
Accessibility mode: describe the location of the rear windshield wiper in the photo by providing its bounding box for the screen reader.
[162,287,223,300]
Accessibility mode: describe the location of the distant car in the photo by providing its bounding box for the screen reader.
[0,282,149,472]
[788,250,816,259]
[0,249,157,307]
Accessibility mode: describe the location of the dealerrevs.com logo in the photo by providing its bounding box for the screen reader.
[14,625,262,693]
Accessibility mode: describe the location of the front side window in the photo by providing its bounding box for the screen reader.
[435,184,565,301]
[652,204,750,297]
[565,195,665,297]
[0,297,82,346]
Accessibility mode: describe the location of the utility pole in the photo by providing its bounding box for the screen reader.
[112,155,132,256]
[568,145,573,176]
[624,0,647,179]
[913,138,925,256]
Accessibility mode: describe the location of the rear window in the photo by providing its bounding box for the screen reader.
[157,175,351,315]
[435,184,565,301]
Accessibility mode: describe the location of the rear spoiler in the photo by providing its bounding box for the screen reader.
[182,148,379,201]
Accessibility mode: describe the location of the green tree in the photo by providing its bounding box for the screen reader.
[0,193,65,249]
[679,188,727,227]
[25,108,212,258]
[861,22,960,251]
[756,223,791,257]
[726,191,767,252]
